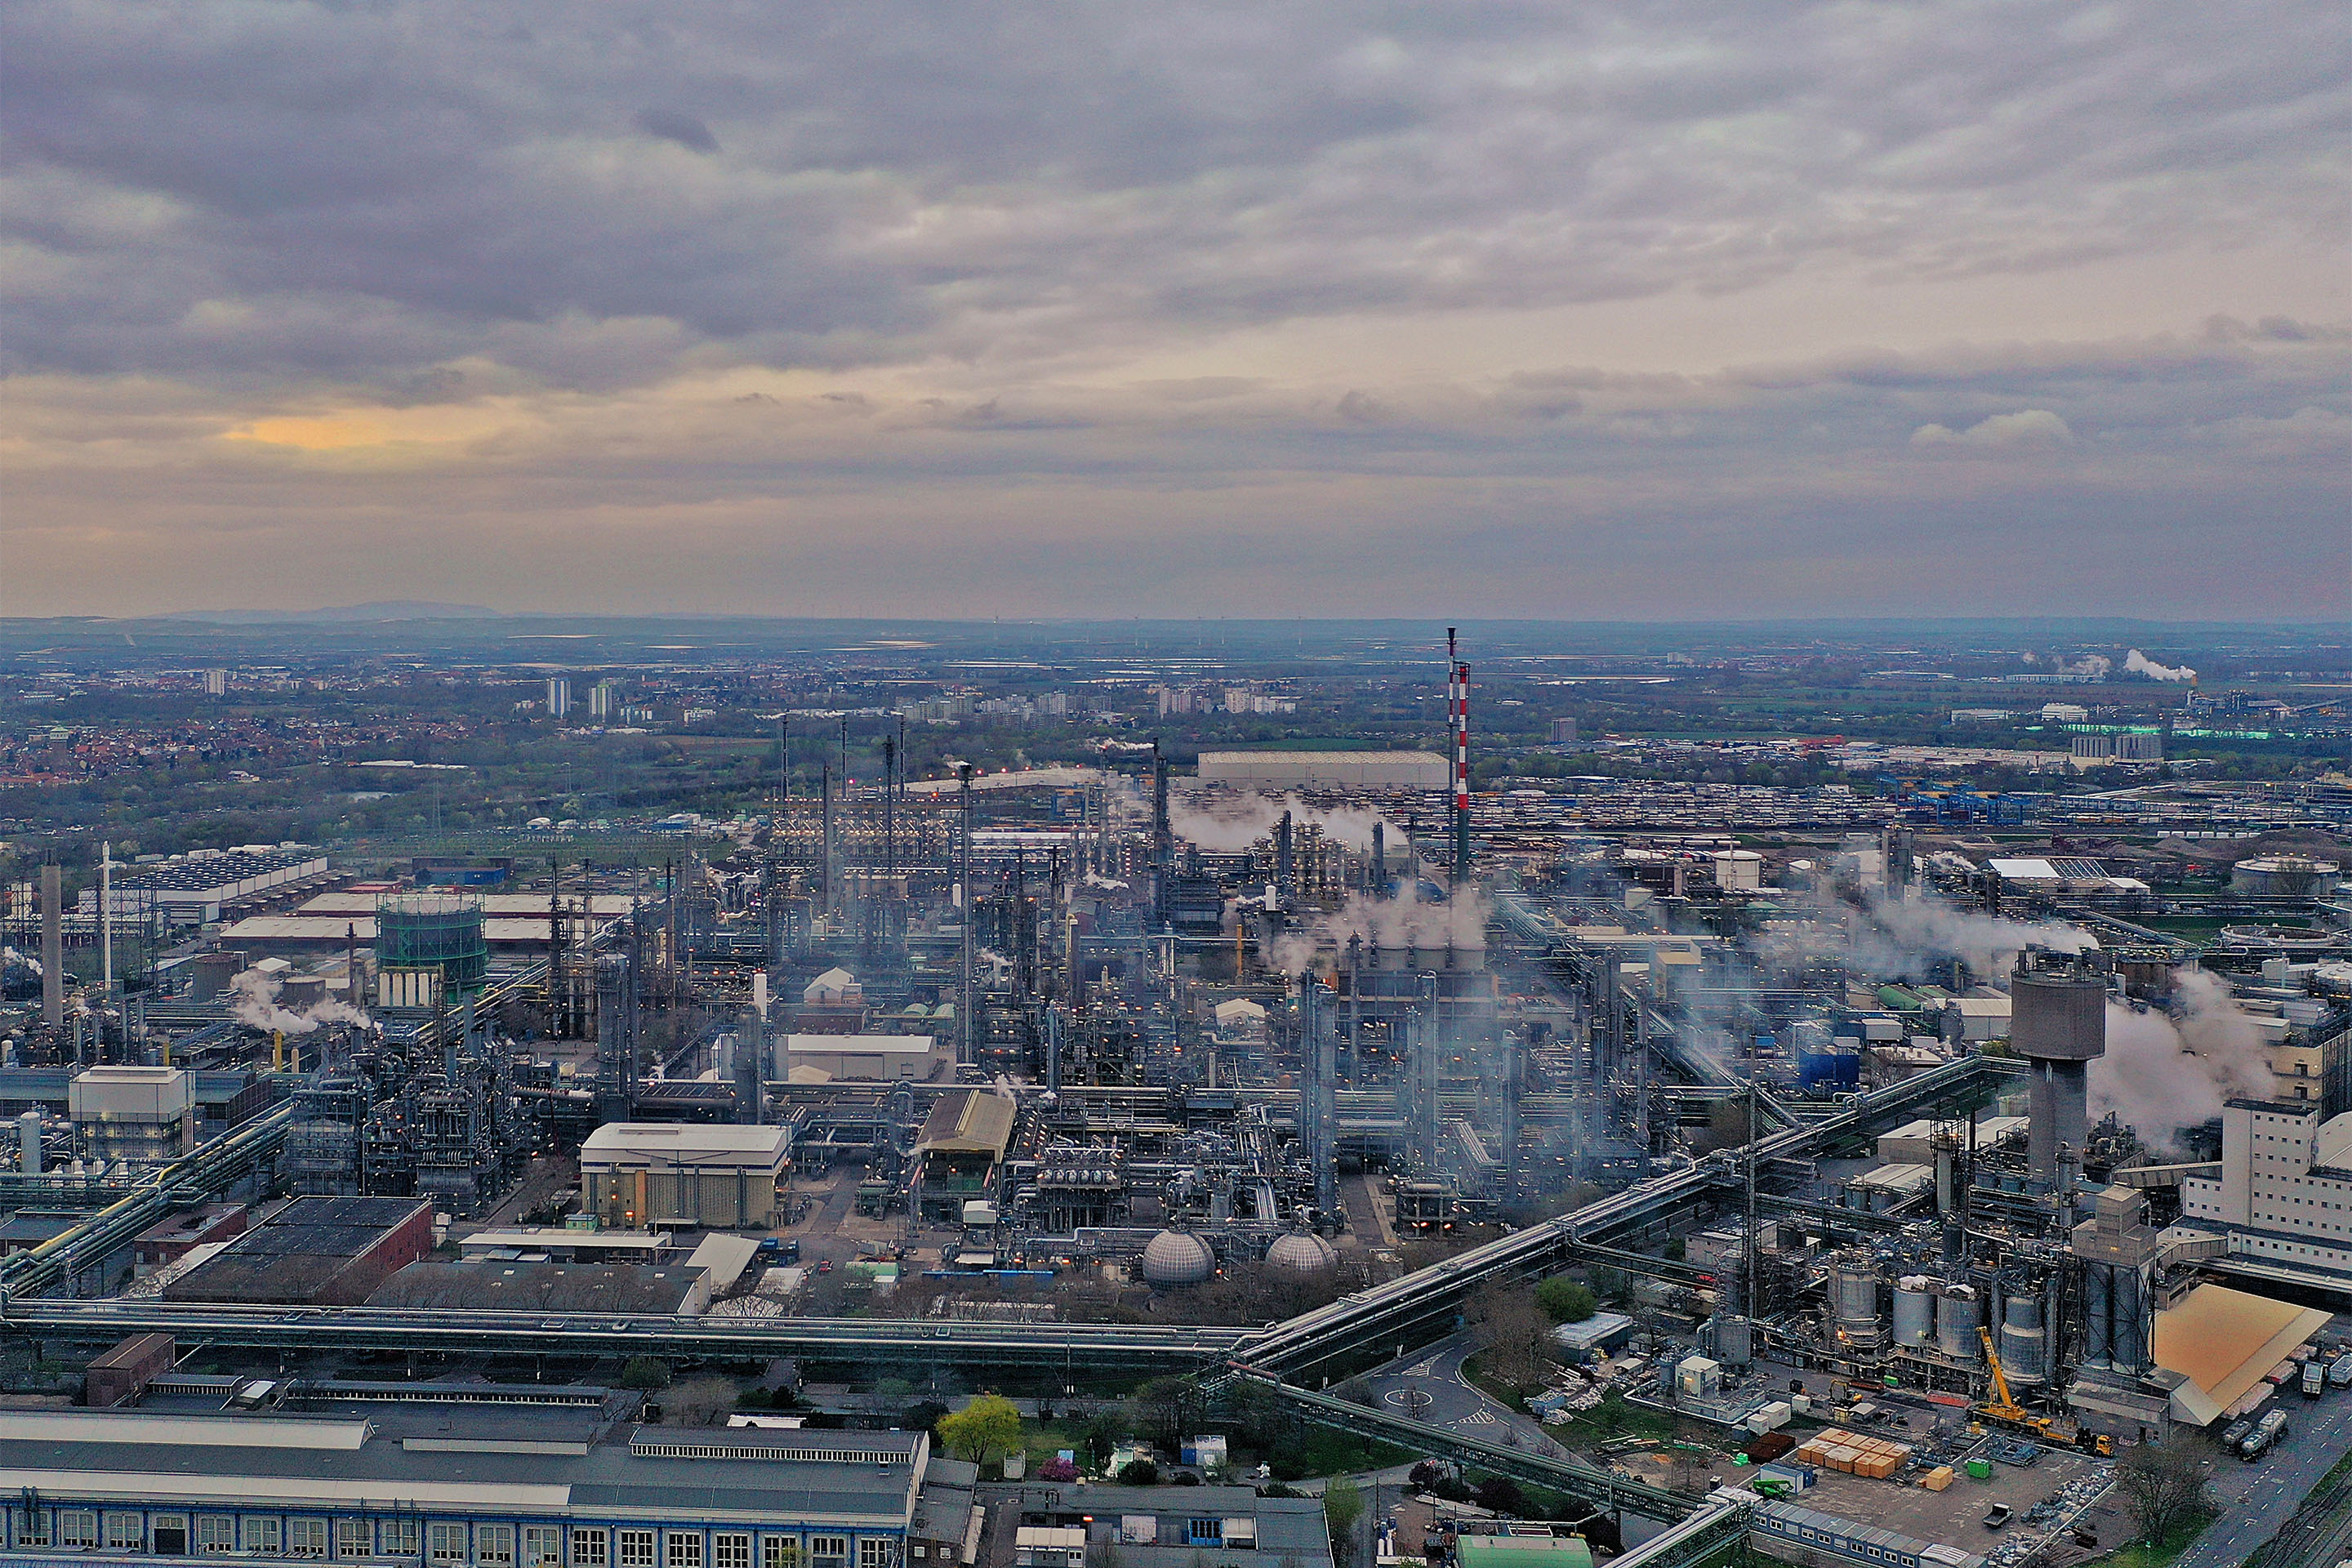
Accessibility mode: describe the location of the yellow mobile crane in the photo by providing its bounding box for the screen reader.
[1976,1327,2113,1457]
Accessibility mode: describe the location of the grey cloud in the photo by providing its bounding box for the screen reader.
[634,108,719,154]
[4,1,2345,393]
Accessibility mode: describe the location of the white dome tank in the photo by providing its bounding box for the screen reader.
[1141,1228,1217,1288]
[1266,1230,1338,1277]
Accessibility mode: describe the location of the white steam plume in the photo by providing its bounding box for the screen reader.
[229,967,373,1036]
[1760,888,2096,980]
[1170,789,1402,853]
[2091,970,2270,1151]
[2124,649,2198,683]
[1264,884,1490,974]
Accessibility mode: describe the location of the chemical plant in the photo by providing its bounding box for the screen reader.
[2,629,2350,1568]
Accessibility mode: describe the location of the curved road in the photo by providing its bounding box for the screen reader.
[1361,1334,1574,1461]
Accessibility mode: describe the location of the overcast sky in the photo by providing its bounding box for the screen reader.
[4,2,2345,620]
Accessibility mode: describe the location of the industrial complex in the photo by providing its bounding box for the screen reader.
[3,623,2350,1568]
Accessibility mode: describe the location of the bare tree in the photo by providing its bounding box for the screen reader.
[1467,1287,1552,1392]
[2114,1434,2212,1547]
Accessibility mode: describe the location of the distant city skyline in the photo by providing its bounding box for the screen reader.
[3,3,2345,619]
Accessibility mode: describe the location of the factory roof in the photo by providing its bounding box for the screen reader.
[578,1122,792,1170]
[2153,1281,2332,1425]
[368,1260,709,1314]
[0,1409,925,1522]
[218,915,576,946]
[918,1091,1018,1157]
[1456,1538,1594,1568]
[2313,1108,2352,1171]
[786,1033,939,1056]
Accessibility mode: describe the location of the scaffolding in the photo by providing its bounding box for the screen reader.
[376,892,490,996]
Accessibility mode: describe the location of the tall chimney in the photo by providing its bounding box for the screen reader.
[40,864,63,1027]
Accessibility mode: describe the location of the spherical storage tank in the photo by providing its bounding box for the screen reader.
[1141,1228,1217,1288]
[1265,1230,1339,1277]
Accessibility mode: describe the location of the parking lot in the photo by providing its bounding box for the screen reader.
[1767,1442,2116,1559]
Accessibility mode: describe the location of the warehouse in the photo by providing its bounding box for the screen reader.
[784,1034,955,1084]
[0,1407,929,1565]
[580,1123,793,1229]
[367,1258,715,1316]
[163,1196,434,1306]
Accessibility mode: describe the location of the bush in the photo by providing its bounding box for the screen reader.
[1116,1459,1160,1486]
[1039,1457,1079,1481]
[620,1356,671,1391]
[1535,1278,1598,1324]
[1174,1472,1200,1486]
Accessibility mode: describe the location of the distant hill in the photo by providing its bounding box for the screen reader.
[162,601,503,625]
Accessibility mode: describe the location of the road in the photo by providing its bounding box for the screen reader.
[1359,1334,1574,1461]
[2176,1384,2352,1568]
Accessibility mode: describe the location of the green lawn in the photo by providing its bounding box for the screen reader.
[2081,1510,2216,1568]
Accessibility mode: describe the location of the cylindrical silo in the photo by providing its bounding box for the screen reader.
[1936,1282,1982,1361]
[1894,1276,1937,1348]
[1829,1250,1883,1352]
[1715,1315,1754,1367]
[1999,1292,2047,1386]
[17,1111,41,1177]
[2011,951,2107,1187]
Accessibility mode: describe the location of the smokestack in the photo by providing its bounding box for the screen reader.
[2013,949,2108,1187]
[40,864,63,1027]
[737,1001,766,1125]
[958,763,975,1065]
[1276,811,1294,898]
[1370,821,1386,893]
[821,764,835,912]
[1151,742,1172,929]
[1448,630,1471,887]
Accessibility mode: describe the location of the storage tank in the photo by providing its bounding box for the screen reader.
[1140,1228,1216,1288]
[1714,1314,1754,1367]
[1265,1228,1339,1278]
[1936,1282,1982,1361]
[1827,1250,1883,1352]
[1894,1276,1936,1348]
[1998,1292,2047,1386]
[2231,857,2341,898]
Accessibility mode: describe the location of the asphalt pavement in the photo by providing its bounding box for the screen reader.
[2176,1384,2352,1568]
[1358,1334,1575,1460]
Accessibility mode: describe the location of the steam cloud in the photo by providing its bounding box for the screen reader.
[1762,888,2097,980]
[2091,970,2270,1151]
[1265,883,1490,974]
[1170,789,1402,853]
[2124,648,2197,682]
[229,967,372,1036]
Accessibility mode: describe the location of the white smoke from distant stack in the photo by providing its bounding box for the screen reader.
[1265,884,1489,975]
[1169,789,1401,853]
[2091,970,2270,1151]
[2124,649,2197,682]
[1759,887,2096,980]
[228,967,372,1035]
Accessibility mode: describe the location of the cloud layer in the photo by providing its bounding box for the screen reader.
[3,2,2346,615]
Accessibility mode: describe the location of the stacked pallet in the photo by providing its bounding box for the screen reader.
[1791,1428,1913,1479]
